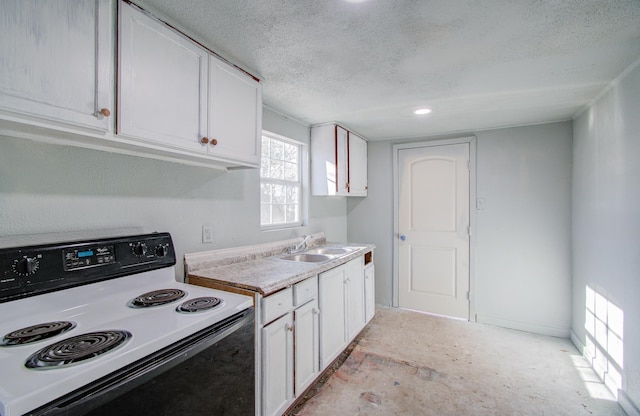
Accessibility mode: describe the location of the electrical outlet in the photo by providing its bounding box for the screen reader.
[202,225,213,244]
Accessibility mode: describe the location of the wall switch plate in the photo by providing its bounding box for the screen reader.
[202,225,213,243]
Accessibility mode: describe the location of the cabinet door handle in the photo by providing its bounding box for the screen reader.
[201,137,210,144]
[210,138,218,146]
[312,308,320,315]
[285,323,294,332]
[95,108,111,119]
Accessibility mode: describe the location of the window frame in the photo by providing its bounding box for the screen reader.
[260,130,306,230]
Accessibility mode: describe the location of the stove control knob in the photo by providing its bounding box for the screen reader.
[132,242,148,257]
[155,244,169,258]
[14,257,39,276]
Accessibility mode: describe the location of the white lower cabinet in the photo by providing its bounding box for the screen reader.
[318,264,348,368]
[346,257,366,341]
[319,256,368,369]
[261,312,294,416]
[294,299,320,394]
[261,276,319,416]
[364,263,376,323]
[261,254,374,416]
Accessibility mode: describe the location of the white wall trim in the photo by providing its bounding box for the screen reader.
[392,136,477,321]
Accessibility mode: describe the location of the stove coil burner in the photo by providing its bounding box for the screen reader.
[129,288,186,308]
[1,321,77,346]
[176,296,222,313]
[25,330,132,369]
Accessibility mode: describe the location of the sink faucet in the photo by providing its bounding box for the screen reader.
[290,235,312,253]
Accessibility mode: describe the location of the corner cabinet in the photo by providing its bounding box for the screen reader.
[311,124,368,197]
[0,0,114,131]
[118,1,262,169]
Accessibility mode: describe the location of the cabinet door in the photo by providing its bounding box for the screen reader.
[118,1,207,151]
[208,57,262,166]
[0,0,113,130]
[262,313,294,416]
[319,264,347,368]
[348,133,368,196]
[346,257,366,340]
[364,264,376,323]
[294,299,320,395]
[335,126,350,195]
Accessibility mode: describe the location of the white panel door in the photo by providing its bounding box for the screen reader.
[398,143,470,319]
[118,2,207,150]
[0,0,112,130]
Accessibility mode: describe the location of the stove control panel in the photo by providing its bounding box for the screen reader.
[63,245,116,271]
[0,232,176,303]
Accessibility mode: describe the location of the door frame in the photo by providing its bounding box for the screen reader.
[392,136,477,321]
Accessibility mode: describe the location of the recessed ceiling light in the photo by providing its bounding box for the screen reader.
[414,108,432,115]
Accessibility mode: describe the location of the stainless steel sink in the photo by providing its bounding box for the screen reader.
[280,253,332,263]
[304,247,349,256]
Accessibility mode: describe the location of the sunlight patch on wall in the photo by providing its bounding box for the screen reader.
[584,285,624,399]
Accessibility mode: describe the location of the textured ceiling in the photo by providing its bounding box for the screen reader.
[136,0,640,140]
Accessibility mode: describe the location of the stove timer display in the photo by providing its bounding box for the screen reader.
[63,245,116,271]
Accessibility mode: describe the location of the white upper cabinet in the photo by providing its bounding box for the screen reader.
[0,0,113,131]
[118,2,208,152]
[208,57,262,167]
[118,1,261,168]
[311,124,368,196]
[346,132,368,196]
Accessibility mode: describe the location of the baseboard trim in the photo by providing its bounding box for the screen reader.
[571,331,639,416]
[570,330,585,354]
[619,390,640,416]
[475,314,570,337]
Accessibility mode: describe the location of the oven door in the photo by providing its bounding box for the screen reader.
[30,308,255,416]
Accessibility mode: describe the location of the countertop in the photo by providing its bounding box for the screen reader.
[185,236,374,296]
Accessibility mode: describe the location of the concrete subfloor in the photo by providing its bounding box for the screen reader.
[293,307,625,416]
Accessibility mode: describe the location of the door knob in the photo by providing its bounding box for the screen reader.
[400,235,406,241]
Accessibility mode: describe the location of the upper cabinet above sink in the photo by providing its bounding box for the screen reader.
[310,124,368,197]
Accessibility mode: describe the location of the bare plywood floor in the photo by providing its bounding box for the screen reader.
[293,307,624,416]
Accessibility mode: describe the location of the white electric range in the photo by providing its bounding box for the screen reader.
[0,232,254,416]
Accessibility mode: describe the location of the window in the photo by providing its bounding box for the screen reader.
[260,132,302,228]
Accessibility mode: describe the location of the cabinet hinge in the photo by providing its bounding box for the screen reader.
[466,291,470,300]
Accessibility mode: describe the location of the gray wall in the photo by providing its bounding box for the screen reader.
[0,107,347,282]
[572,62,640,411]
[348,121,573,337]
